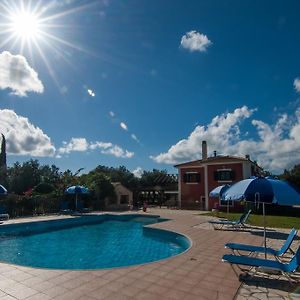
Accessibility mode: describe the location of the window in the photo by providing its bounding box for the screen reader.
[214,170,235,181]
[183,172,200,183]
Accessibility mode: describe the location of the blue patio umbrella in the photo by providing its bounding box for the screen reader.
[0,185,7,195]
[65,185,89,210]
[209,184,231,198]
[221,176,300,255]
[209,184,231,213]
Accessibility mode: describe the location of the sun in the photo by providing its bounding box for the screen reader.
[0,0,97,90]
[10,10,40,41]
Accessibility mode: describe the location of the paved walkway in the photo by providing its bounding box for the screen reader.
[0,209,298,299]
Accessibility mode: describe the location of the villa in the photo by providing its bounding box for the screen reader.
[175,141,262,210]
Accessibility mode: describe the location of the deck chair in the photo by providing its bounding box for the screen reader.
[59,201,73,214]
[222,244,300,282]
[0,205,9,220]
[76,201,91,213]
[225,228,297,260]
[209,209,251,230]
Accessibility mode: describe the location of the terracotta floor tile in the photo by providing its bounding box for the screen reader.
[145,284,169,294]
[24,292,52,300]
[163,288,189,300]
[120,285,144,297]
[3,284,39,300]
[133,290,160,300]
[43,285,69,297]
[190,287,218,300]
[0,295,17,300]
[22,276,44,287]
[88,287,116,299]
[31,280,56,292]
[0,210,269,300]
[104,292,131,300]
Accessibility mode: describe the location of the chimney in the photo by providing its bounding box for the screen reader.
[213,150,217,157]
[245,154,250,160]
[202,141,207,160]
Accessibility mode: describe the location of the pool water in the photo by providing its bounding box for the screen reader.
[0,215,190,269]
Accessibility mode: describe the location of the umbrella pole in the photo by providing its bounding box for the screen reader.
[75,193,78,211]
[263,202,267,259]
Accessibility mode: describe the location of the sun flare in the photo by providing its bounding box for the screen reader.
[0,0,97,90]
[10,11,40,40]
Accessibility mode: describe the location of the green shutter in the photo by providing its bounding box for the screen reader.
[214,171,219,181]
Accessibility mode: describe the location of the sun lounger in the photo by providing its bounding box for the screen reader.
[76,201,91,213]
[222,244,300,282]
[225,228,297,259]
[209,209,251,230]
[59,201,73,214]
[0,205,9,220]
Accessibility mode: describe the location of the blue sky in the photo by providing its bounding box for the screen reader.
[1,0,300,176]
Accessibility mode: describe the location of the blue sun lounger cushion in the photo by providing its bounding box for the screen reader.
[0,205,9,220]
[209,209,251,229]
[222,245,300,281]
[225,228,297,258]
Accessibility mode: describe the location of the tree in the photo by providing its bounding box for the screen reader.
[34,182,55,194]
[82,172,115,209]
[281,164,300,188]
[92,165,139,189]
[139,169,170,187]
[0,134,7,185]
[7,160,41,194]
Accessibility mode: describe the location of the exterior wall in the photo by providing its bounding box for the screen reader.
[112,183,133,208]
[178,159,261,211]
[207,163,244,210]
[180,167,205,209]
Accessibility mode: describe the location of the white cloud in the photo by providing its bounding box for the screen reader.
[0,109,55,156]
[120,122,128,131]
[87,88,96,97]
[131,133,140,143]
[294,78,300,93]
[132,167,143,178]
[151,106,254,164]
[0,51,44,97]
[109,111,115,117]
[58,138,89,154]
[150,106,300,173]
[180,31,212,52]
[89,141,112,150]
[101,145,134,158]
[58,138,134,158]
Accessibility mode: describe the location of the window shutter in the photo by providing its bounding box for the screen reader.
[183,173,187,182]
[214,171,218,181]
[230,170,235,180]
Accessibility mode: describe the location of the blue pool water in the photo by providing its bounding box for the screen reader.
[0,215,190,269]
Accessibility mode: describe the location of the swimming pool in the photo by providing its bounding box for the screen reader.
[0,214,190,269]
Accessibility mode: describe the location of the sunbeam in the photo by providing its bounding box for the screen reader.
[0,0,98,87]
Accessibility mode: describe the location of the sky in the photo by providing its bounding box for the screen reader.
[0,0,300,177]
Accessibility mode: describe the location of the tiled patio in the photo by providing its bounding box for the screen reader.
[0,209,299,299]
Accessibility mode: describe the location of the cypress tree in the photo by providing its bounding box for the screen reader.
[0,134,7,184]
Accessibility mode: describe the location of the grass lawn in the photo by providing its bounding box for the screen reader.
[204,211,300,229]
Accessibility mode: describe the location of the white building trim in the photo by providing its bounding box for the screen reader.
[204,165,209,210]
[178,169,181,208]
